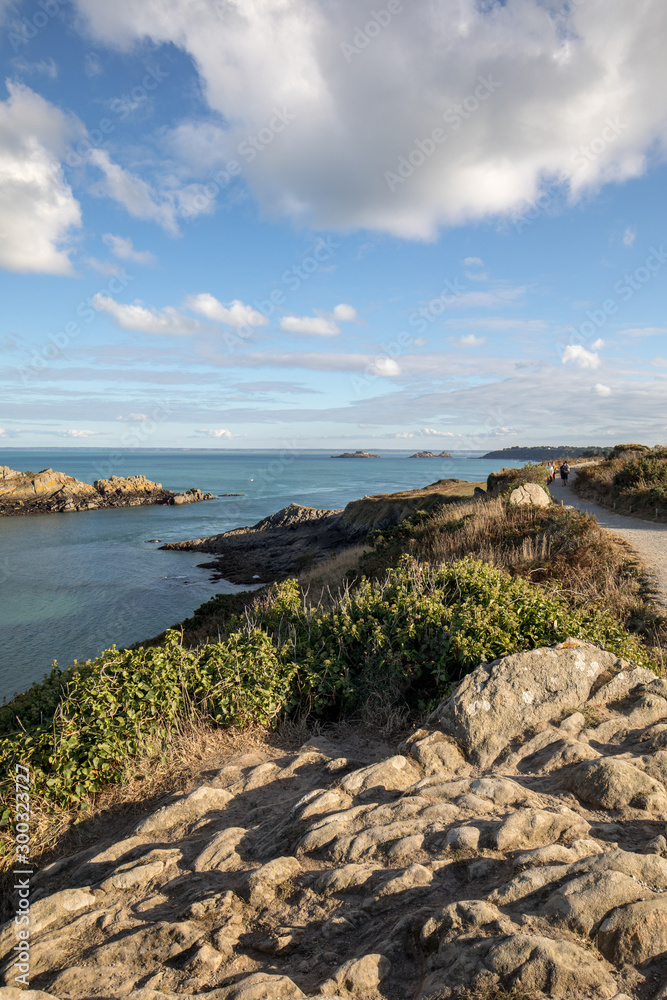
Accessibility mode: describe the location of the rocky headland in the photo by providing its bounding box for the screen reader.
[7,638,667,999]
[0,467,214,517]
[162,480,477,584]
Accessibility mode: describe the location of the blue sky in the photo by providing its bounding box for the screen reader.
[1,0,666,449]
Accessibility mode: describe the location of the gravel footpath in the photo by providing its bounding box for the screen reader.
[557,471,667,609]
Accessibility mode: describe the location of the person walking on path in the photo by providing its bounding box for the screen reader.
[560,460,570,485]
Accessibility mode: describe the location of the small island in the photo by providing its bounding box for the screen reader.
[0,467,215,517]
[331,450,379,458]
[409,450,452,458]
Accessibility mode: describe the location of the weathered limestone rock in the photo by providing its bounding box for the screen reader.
[509,483,551,507]
[15,642,667,1000]
[568,758,667,811]
[432,639,635,766]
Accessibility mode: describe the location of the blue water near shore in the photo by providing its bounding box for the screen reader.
[0,449,524,700]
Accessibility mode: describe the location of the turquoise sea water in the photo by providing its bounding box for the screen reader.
[0,449,523,700]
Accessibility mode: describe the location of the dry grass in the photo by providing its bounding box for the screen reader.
[0,719,285,895]
[358,495,666,665]
[298,544,371,605]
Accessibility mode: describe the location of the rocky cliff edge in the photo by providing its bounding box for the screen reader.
[4,638,667,998]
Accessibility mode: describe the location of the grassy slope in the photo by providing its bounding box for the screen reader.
[572,445,667,521]
[1,466,665,872]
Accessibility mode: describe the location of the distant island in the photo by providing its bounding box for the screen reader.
[0,467,214,517]
[409,450,452,459]
[480,446,609,461]
[332,450,379,458]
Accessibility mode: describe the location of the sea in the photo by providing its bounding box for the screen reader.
[0,449,525,701]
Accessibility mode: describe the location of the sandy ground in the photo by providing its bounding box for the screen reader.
[560,472,667,609]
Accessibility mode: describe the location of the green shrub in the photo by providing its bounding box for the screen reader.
[0,557,651,812]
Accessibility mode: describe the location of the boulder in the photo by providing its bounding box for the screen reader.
[509,483,551,507]
[432,639,632,766]
[567,758,667,812]
[598,898,667,964]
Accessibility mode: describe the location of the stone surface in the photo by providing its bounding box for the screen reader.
[509,482,552,507]
[8,641,667,999]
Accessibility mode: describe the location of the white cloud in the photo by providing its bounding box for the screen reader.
[197,428,235,438]
[332,303,358,322]
[455,334,486,347]
[116,413,149,421]
[280,315,340,337]
[102,233,156,265]
[89,149,180,234]
[0,82,81,275]
[622,226,637,247]
[186,293,269,328]
[93,294,203,336]
[562,344,601,369]
[463,257,484,267]
[73,0,667,238]
[594,383,612,396]
[368,358,400,376]
[591,338,605,349]
[62,429,97,438]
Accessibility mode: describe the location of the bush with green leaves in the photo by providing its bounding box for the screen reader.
[0,557,652,811]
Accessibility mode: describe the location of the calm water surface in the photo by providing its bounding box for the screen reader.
[0,449,522,699]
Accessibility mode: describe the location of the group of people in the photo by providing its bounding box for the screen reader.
[547,460,570,485]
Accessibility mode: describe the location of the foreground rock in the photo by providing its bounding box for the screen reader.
[5,638,667,998]
[0,468,214,517]
[163,480,478,584]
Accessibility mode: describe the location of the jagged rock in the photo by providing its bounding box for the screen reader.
[243,856,301,905]
[192,826,246,871]
[509,482,551,507]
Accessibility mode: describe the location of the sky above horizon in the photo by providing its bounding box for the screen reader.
[1,0,666,451]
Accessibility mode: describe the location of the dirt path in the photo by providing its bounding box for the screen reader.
[560,471,667,609]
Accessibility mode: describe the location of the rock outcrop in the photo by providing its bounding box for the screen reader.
[331,452,379,459]
[163,481,479,584]
[5,638,667,999]
[0,468,214,517]
[409,451,452,459]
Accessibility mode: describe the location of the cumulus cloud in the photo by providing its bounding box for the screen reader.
[594,383,612,396]
[455,334,486,347]
[562,344,601,369]
[93,294,203,335]
[591,338,605,349]
[280,315,340,337]
[0,82,82,274]
[103,233,155,265]
[186,293,268,328]
[280,303,359,336]
[196,428,235,438]
[73,0,667,238]
[623,226,637,247]
[62,429,97,438]
[88,149,180,234]
[332,303,359,322]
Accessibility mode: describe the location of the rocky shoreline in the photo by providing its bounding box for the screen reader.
[162,479,477,584]
[0,467,214,517]
[9,638,667,999]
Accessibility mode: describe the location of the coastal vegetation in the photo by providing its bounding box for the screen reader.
[1,459,664,871]
[572,444,667,520]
